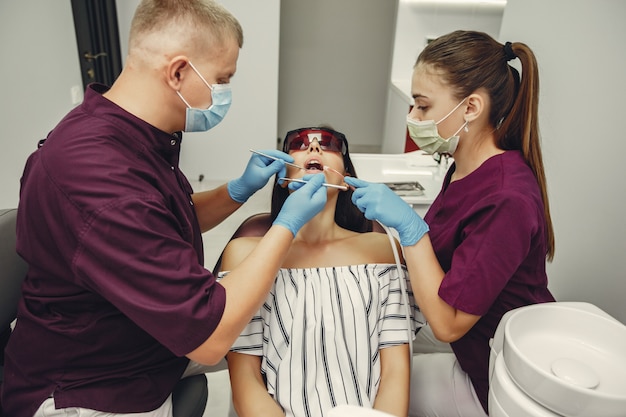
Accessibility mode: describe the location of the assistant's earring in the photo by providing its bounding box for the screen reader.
[464,120,470,132]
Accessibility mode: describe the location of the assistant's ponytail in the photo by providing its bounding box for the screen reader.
[497,42,554,261]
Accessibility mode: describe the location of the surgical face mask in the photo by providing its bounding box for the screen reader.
[176,61,232,132]
[406,98,468,156]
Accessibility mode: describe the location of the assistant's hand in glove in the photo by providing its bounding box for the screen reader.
[343,177,429,246]
[228,150,292,203]
[274,174,327,237]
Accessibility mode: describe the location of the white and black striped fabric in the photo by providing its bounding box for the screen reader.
[228,264,425,417]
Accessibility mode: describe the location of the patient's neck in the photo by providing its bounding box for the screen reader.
[294,210,345,245]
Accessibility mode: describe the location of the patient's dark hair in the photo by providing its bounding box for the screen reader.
[270,126,372,233]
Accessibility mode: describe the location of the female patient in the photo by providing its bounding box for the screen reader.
[218,126,424,417]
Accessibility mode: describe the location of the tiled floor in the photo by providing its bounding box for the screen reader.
[204,369,233,417]
[193,179,274,417]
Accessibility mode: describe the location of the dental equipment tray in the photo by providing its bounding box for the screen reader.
[385,181,425,196]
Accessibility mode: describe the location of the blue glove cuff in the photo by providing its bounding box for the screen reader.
[227,179,249,204]
[394,208,430,246]
[399,218,429,246]
[272,218,298,237]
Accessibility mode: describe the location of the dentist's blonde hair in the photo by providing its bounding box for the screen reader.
[128,0,243,63]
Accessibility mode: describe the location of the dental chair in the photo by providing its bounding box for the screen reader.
[0,208,208,417]
[0,209,28,407]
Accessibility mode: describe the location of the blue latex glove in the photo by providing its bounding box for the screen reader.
[285,173,318,191]
[274,174,327,236]
[344,177,429,246]
[228,150,292,203]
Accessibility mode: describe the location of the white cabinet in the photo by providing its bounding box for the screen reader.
[382,0,505,153]
[350,151,447,217]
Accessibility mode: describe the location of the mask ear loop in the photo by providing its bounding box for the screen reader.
[187,61,214,90]
[442,119,469,142]
[435,97,469,125]
[176,91,192,108]
[450,120,468,138]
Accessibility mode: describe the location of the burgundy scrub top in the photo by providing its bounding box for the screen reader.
[424,151,555,412]
[2,84,226,416]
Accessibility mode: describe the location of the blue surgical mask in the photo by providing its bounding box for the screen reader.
[176,61,232,132]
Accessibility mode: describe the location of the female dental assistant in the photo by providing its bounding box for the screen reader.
[344,30,556,416]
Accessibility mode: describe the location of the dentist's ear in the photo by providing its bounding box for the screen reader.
[167,56,189,89]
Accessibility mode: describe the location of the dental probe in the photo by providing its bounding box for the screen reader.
[323,166,345,179]
[279,177,348,191]
[249,149,306,171]
[250,149,345,179]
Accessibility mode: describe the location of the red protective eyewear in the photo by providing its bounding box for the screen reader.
[283,127,348,155]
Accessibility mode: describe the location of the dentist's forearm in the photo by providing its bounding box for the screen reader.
[192,184,242,232]
[187,225,293,364]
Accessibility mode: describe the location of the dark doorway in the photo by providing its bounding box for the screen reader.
[71,0,123,90]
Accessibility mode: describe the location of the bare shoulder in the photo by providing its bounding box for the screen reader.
[219,236,263,272]
[345,232,404,264]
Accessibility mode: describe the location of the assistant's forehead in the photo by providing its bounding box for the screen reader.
[411,63,450,95]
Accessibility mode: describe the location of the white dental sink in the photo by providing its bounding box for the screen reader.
[494,302,626,417]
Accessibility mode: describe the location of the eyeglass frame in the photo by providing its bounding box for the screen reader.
[282,127,349,155]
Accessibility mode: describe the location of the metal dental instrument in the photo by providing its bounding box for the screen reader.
[279,177,348,191]
[323,165,346,179]
[251,149,349,190]
[250,149,346,179]
[249,149,306,171]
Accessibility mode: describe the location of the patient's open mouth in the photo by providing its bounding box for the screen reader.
[305,159,324,172]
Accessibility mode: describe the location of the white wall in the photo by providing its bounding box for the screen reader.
[0,0,401,203]
[0,1,84,209]
[500,0,626,322]
[277,0,397,153]
[0,0,279,212]
[116,0,281,183]
[179,0,280,182]
[390,0,504,85]
[382,0,504,153]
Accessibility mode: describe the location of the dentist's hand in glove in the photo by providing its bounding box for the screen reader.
[228,150,292,203]
[274,174,327,237]
[344,177,429,246]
